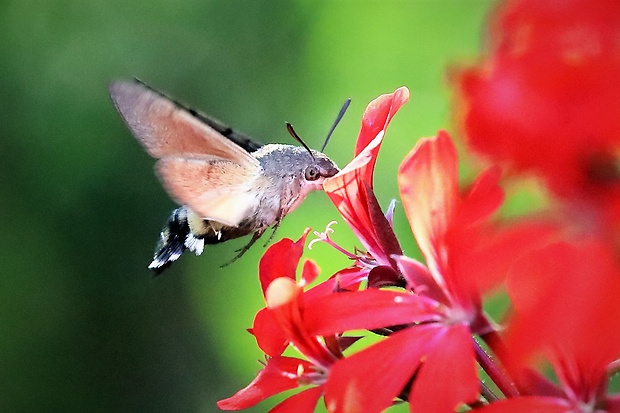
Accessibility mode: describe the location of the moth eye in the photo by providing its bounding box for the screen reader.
[304,165,320,181]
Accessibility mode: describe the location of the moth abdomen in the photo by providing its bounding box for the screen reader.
[149,207,192,274]
[148,206,255,274]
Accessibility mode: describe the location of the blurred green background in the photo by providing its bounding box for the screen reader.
[1,1,495,412]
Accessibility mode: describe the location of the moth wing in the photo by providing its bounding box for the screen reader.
[109,80,259,167]
[156,157,260,227]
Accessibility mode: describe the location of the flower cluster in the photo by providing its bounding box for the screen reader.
[218,0,620,412]
[457,0,620,238]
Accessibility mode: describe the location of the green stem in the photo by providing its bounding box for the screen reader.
[474,335,519,398]
[479,379,499,402]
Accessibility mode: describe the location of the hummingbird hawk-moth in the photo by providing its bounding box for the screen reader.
[109,80,346,273]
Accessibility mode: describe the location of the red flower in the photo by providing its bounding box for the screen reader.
[473,241,620,413]
[457,0,620,227]
[399,130,551,329]
[299,128,554,413]
[322,87,409,270]
[217,355,325,412]
[320,132,544,412]
[218,235,331,412]
[251,229,318,357]
[253,245,469,413]
[219,232,364,412]
[325,322,477,413]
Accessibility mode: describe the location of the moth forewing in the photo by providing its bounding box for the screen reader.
[109,80,258,166]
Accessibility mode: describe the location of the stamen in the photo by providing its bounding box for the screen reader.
[308,221,357,259]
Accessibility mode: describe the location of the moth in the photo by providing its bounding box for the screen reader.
[108,79,347,273]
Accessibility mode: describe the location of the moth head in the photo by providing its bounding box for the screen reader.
[275,98,349,189]
[303,151,339,182]
[285,123,339,187]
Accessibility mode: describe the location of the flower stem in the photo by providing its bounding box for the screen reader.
[479,379,499,402]
[473,336,519,398]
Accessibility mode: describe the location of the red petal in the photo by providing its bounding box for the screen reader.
[324,327,432,413]
[449,219,558,298]
[363,181,403,261]
[303,267,366,299]
[472,397,571,413]
[355,86,410,157]
[515,368,566,398]
[408,324,478,413]
[366,264,400,288]
[394,255,448,304]
[217,356,313,410]
[325,168,400,264]
[269,386,324,413]
[251,308,288,357]
[329,86,409,197]
[267,277,337,368]
[324,87,409,264]
[300,259,319,286]
[457,165,504,228]
[303,289,440,337]
[324,324,474,413]
[504,241,620,390]
[323,152,376,251]
[259,230,310,297]
[399,131,459,278]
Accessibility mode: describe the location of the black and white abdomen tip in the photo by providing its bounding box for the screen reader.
[148,206,205,274]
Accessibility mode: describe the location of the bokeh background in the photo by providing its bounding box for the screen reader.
[1,1,496,412]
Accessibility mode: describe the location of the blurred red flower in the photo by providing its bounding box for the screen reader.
[473,241,620,413]
[458,0,620,228]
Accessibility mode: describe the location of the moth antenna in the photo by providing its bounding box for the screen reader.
[321,98,351,152]
[286,122,315,159]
